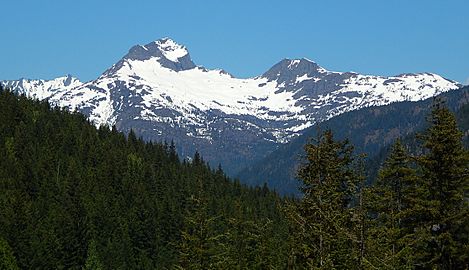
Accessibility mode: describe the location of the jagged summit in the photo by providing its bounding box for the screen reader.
[262,58,328,82]
[123,38,196,71]
[153,38,189,62]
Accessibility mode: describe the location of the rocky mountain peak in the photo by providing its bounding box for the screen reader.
[123,38,196,71]
[261,58,328,84]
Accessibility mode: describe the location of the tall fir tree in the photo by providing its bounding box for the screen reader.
[287,129,364,269]
[365,140,418,268]
[414,102,469,268]
[177,162,226,270]
[0,237,19,270]
[83,240,104,270]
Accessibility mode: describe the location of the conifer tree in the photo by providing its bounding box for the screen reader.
[288,129,362,269]
[177,168,226,269]
[0,237,19,270]
[223,200,262,268]
[415,102,469,268]
[177,196,226,269]
[83,240,103,270]
[365,140,417,268]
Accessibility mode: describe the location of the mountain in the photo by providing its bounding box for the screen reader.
[1,38,461,175]
[237,86,469,195]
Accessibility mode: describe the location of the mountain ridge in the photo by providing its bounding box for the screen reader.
[1,37,462,175]
[237,86,469,195]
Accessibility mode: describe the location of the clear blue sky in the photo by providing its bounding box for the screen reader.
[1,0,468,84]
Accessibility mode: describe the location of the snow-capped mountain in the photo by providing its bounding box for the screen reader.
[1,37,461,174]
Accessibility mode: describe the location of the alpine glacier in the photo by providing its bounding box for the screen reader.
[1,37,461,175]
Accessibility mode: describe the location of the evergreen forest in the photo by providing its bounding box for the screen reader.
[1,86,468,269]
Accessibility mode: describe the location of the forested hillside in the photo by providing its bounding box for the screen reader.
[239,86,469,195]
[287,102,469,268]
[1,86,468,269]
[0,88,289,269]
[366,99,469,181]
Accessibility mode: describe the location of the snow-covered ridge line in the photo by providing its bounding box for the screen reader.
[0,38,461,145]
[1,75,83,100]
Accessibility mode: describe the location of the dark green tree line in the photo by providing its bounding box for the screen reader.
[0,87,289,269]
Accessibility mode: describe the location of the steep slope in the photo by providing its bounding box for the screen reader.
[0,89,288,269]
[237,86,469,195]
[1,38,461,175]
